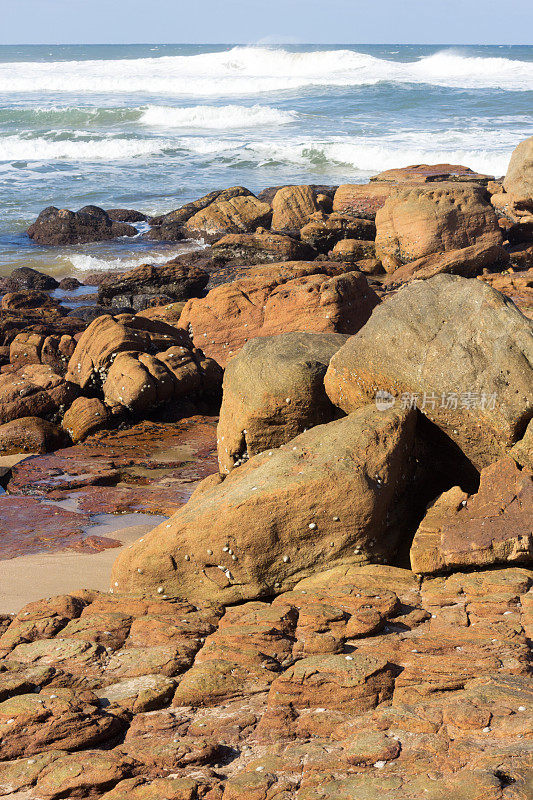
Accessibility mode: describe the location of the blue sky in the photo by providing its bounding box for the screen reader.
[2,0,532,45]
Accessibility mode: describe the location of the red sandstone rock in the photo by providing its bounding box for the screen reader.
[375,183,504,274]
[410,457,533,574]
[0,416,67,454]
[179,262,378,368]
[271,185,318,232]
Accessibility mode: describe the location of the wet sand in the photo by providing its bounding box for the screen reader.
[0,523,155,615]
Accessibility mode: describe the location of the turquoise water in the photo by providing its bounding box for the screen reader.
[0,44,532,276]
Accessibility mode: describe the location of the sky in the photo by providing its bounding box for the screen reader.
[1,0,532,46]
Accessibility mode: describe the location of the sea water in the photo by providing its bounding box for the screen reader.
[0,43,532,277]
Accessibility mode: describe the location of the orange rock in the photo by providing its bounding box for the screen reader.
[271,185,318,232]
[183,195,272,238]
[179,262,378,368]
[62,397,109,443]
[111,405,416,604]
[325,274,533,469]
[504,135,533,199]
[217,331,348,473]
[375,183,503,273]
[410,458,533,574]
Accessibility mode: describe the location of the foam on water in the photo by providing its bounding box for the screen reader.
[0,43,531,276]
[60,243,205,274]
[140,104,297,128]
[0,135,170,162]
[1,47,532,95]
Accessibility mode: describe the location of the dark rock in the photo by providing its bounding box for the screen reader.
[106,209,148,223]
[0,291,62,314]
[0,417,69,455]
[97,261,210,312]
[67,305,127,324]
[27,206,137,246]
[3,268,59,292]
[58,277,82,291]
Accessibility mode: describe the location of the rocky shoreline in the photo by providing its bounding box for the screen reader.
[0,137,531,799]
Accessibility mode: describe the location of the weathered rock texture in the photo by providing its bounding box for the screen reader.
[375,183,505,276]
[182,193,272,238]
[97,262,209,312]
[179,262,379,368]
[324,274,533,470]
[211,231,315,264]
[300,212,376,253]
[504,135,533,199]
[65,314,221,417]
[0,365,78,425]
[112,405,417,603]
[0,563,530,799]
[271,185,318,232]
[27,206,137,245]
[217,332,348,473]
[0,416,67,454]
[410,457,533,574]
[333,183,393,219]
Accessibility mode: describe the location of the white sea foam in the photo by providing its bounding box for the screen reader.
[60,245,200,273]
[0,47,531,96]
[140,104,297,128]
[0,135,168,161]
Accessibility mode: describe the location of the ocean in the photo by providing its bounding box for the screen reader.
[0,43,532,277]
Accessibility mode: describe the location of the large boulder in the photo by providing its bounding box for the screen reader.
[182,194,272,239]
[146,187,253,241]
[1,291,61,314]
[0,416,68,454]
[2,267,59,292]
[66,315,189,392]
[324,274,533,470]
[27,206,137,246]
[179,262,379,367]
[271,185,318,232]
[300,212,375,253]
[9,331,76,375]
[375,183,504,275]
[0,365,78,425]
[211,231,315,264]
[410,457,533,574]
[111,405,417,604]
[333,183,393,219]
[62,397,109,443]
[97,261,209,312]
[65,314,221,416]
[503,136,533,199]
[217,332,348,473]
[102,343,221,416]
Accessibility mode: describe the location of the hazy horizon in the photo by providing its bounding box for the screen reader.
[2,0,532,46]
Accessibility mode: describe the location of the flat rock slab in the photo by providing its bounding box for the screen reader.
[0,416,218,557]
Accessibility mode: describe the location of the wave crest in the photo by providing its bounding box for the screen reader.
[0,47,531,95]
